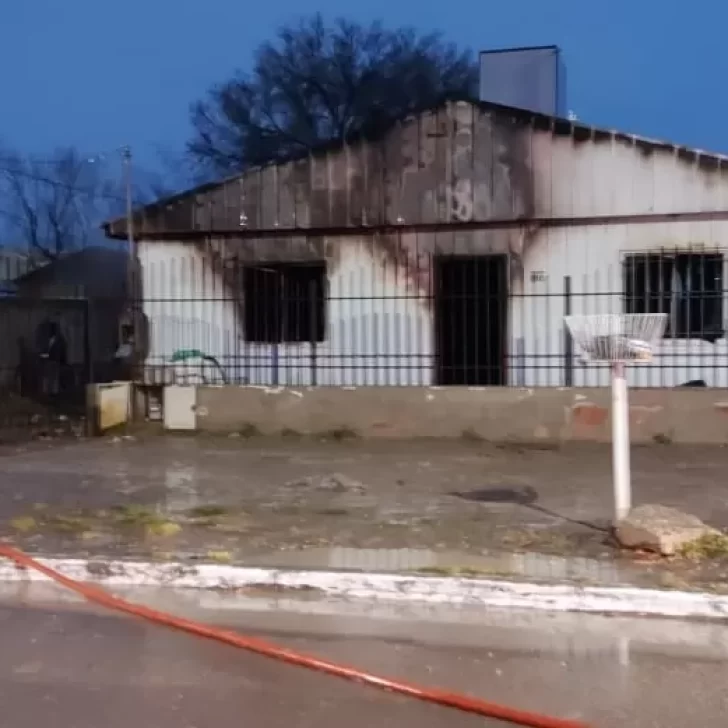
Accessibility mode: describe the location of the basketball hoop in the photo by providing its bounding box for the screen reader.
[564,313,668,522]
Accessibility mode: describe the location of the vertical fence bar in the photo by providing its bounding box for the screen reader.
[104,239,727,393]
[310,277,318,386]
[83,299,93,387]
[563,275,573,386]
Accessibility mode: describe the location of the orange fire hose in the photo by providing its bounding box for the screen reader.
[0,545,590,728]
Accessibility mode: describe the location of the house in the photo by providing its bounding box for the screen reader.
[104,97,728,389]
[0,247,131,391]
[0,248,34,294]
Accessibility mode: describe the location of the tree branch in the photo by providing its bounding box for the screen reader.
[0,145,116,260]
[187,15,478,175]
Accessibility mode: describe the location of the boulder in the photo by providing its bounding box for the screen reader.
[616,504,720,556]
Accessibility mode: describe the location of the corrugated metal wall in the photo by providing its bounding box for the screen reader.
[128,100,728,238]
[515,219,728,388]
[140,237,432,386]
[135,100,728,388]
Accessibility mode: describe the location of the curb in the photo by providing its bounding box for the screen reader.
[1,555,727,620]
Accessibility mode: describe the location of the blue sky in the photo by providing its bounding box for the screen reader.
[2,0,726,182]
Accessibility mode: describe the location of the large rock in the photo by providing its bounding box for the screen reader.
[616,504,720,556]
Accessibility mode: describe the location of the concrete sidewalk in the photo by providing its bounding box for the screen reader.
[1,435,727,595]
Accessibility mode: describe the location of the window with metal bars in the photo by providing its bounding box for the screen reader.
[623,253,724,342]
[242,262,326,343]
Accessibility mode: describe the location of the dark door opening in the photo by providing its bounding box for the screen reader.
[434,255,507,386]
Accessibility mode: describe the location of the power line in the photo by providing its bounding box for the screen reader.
[0,153,114,168]
[0,161,133,205]
[0,147,150,271]
[0,140,167,168]
[0,146,174,205]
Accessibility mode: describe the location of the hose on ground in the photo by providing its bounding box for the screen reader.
[0,545,591,728]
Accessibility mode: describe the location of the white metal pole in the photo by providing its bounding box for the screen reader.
[611,361,631,522]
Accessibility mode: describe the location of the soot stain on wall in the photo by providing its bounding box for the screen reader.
[143,100,538,302]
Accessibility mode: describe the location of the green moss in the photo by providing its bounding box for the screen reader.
[49,514,95,534]
[109,504,182,538]
[188,505,229,519]
[414,565,512,579]
[678,533,728,560]
[110,504,159,526]
[145,521,182,538]
[10,516,37,533]
[206,550,232,563]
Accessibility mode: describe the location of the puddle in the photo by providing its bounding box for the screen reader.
[237,546,638,586]
[163,464,201,512]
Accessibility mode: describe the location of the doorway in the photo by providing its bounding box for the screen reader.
[434,255,507,385]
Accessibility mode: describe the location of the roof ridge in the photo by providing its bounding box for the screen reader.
[104,96,728,229]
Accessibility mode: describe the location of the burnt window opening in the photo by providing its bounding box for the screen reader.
[242,262,326,343]
[624,253,724,342]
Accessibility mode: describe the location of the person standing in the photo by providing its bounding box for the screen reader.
[39,321,68,396]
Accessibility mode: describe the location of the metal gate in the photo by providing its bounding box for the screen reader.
[0,297,90,442]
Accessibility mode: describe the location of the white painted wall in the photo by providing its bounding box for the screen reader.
[138,238,431,386]
[509,129,728,388]
[138,125,728,389]
[530,128,728,219]
[141,225,728,389]
[324,239,432,385]
[140,241,237,385]
[513,219,728,387]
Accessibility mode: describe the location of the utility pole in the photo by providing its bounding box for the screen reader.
[120,146,140,411]
[122,146,135,299]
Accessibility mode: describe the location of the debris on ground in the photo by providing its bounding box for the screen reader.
[285,473,368,493]
[3,437,728,593]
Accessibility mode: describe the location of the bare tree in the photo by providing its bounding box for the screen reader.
[189,14,478,175]
[152,146,200,194]
[0,146,117,261]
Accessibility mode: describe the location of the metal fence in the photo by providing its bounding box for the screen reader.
[0,255,92,435]
[136,249,728,389]
[2,247,724,394]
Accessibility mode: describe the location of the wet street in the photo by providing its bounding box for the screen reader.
[3,436,728,591]
[0,583,727,727]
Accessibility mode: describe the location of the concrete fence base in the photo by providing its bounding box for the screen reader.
[155,384,728,445]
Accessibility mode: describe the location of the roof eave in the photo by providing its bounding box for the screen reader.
[101,95,728,234]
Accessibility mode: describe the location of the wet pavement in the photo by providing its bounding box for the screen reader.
[0,601,492,727]
[2,436,728,591]
[1,582,728,727]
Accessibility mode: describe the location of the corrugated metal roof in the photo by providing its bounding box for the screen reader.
[104,94,728,233]
[13,247,129,299]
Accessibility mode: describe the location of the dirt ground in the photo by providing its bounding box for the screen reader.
[1,433,728,592]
